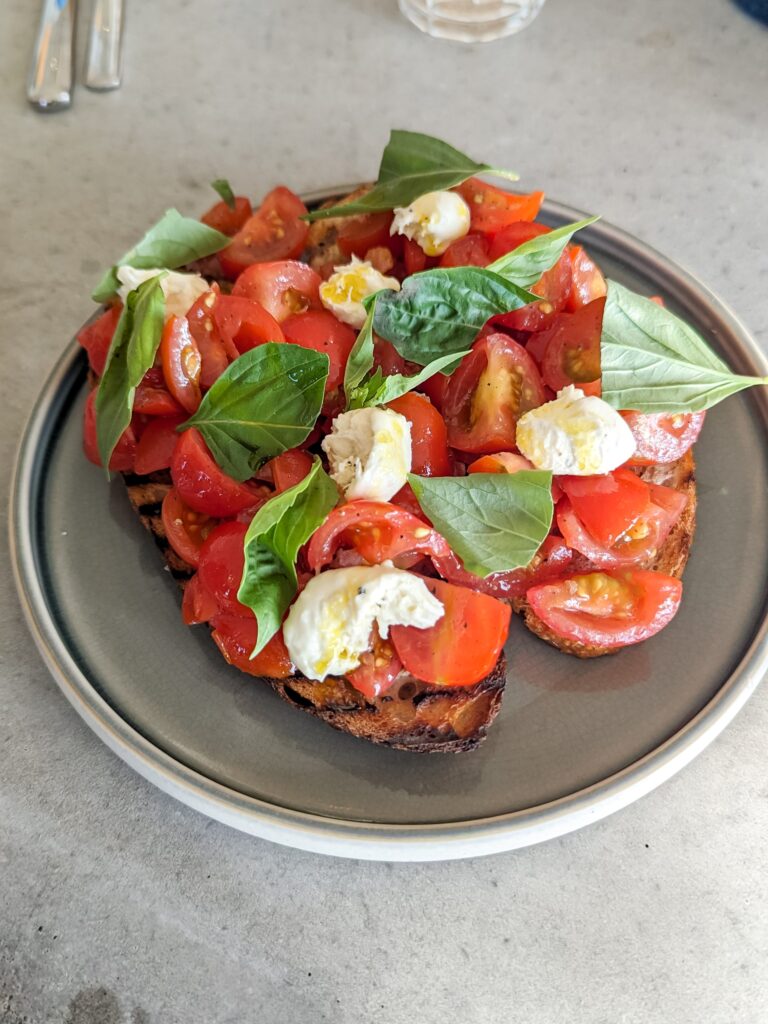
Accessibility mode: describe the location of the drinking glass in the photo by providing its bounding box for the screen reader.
[398,0,548,42]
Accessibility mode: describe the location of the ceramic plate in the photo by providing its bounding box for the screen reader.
[10,190,768,860]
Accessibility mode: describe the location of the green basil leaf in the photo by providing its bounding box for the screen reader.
[211,178,236,211]
[373,267,536,365]
[304,130,518,222]
[343,303,377,399]
[95,277,165,474]
[601,280,768,413]
[181,342,329,481]
[488,216,599,288]
[349,350,468,409]
[92,209,230,303]
[408,471,554,577]
[238,458,339,656]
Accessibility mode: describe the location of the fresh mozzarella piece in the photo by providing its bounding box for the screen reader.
[322,406,412,501]
[516,385,636,475]
[319,256,400,328]
[390,190,471,256]
[116,267,209,319]
[283,564,444,681]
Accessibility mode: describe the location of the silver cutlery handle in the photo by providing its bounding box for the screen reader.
[85,0,124,91]
[27,0,76,111]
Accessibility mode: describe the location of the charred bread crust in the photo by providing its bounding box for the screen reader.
[121,469,506,752]
[303,184,374,276]
[517,451,697,658]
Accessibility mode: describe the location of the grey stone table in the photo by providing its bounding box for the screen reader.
[2,1,767,1021]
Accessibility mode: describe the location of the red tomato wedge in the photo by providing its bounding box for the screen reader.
[161,315,202,414]
[82,390,137,472]
[267,449,314,493]
[443,333,546,453]
[487,222,550,261]
[390,576,511,688]
[200,195,253,236]
[454,178,544,232]
[526,569,683,648]
[161,487,217,568]
[133,367,183,417]
[212,294,284,355]
[346,627,403,699]
[171,428,266,517]
[77,305,121,376]
[231,260,322,323]
[336,211,393,259]
[307,501,451,572]
[557,481,687,567]
[566,244,607,311]
[438,233,491,268]
[211,613,293,679]
[186,287,230,388]
[281,310,356,393]
[373,339,409,377]
[386,392,451,476]
[219,187,309,278]
[197,521,251,616]
[623,411,706,465]
[539,297,605,393]
[403,237,430,276]
[492,244,572,335]
[181,572,219,626]
[559,469,651,548]
[433,535,574,601]
[468,452,534,474]
[134,414,186,475]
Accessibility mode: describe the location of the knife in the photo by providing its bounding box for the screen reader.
[27,0,76,111]
[85,0,124,91]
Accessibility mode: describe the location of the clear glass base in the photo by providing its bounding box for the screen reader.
[398,0,547,42]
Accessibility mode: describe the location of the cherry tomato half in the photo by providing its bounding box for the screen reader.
[539,297,605,393]
[197,521,250,615]
[622,411,706,465]
[133,367,183,417]
[487,222,550,262]
[438,233,491,268]
[82,389,137,472]
[386,393,451,477]
[186,287,231,389]
[77,305,122,377]
[281,311,356,393]
[133,414,186,475]
[454,178,544,233]
[566,244,607,311]
[390,575,511,688]
[336,211,393,259]
[443,333,546,453]
[231,260,323,323]
[526,569,683,648]
[267,449,314,493]
[432,535,574,601]
[201,195,253,236]
[219,187,309,278]
[171,428,266,517]
[211,613,293,679]
[161,487,217,568]
[161,315,202,414]
[558,469,651,548]
[182,572,219,626]
[346,627,403,699]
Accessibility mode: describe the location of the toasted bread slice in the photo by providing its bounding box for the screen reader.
[517,451,697,658]
[122,469,505,753]
[304,184,374,277]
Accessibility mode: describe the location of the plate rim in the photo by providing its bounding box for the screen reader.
[10,193,768,862]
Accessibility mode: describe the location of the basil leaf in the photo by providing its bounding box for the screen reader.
[95,277,165,474]
[349,350,467,409]
[373,267,536,365]
[211,178,236,211]
[343,303,377,398]
[488,216,599,288]
[181,342,329,481]
[92,209,230,303]
[238,458,338,656]
[408,471,554,577]
[304,130,518,222]
[601,280,768,413]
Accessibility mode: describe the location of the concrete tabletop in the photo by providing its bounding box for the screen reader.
[2,0,767,1020]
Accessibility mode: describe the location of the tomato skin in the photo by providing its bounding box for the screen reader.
[438,233,491,268]
[346,629,403,699]
[196,521,251,616]
[403,237,431,276]
[559,469,651,548]
[161,487,217,568]
[492,249,572,335]
[307,501,451,572]
[526,569,683,648]
[566,245,607,312]
[182,572,219,626]
[386,393,451,477]
[82,390,137,471]
[267,449,314,493]
[200,196,253,236]
[211,613,293,679]
[281,311,356,393]
[171,428,266,517]
[455,178,544,233]
[443,333,546,453]
[373,339,409,377]
[161,316,202,414]
[539,297,604,393]
[186,287,231,388]
[419,370,448,412]
[133,414,186,475]
[133,367,183,416]
[390,575,511,688]
[468,452,534,474]
[623,411,706,465]
[433,535,573,601]
[487,222,550,261]
[219,187,309,278]
[231,260,322,323]
[77,305,122,376]
[214,294,284,355]
[336,211,393,259]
